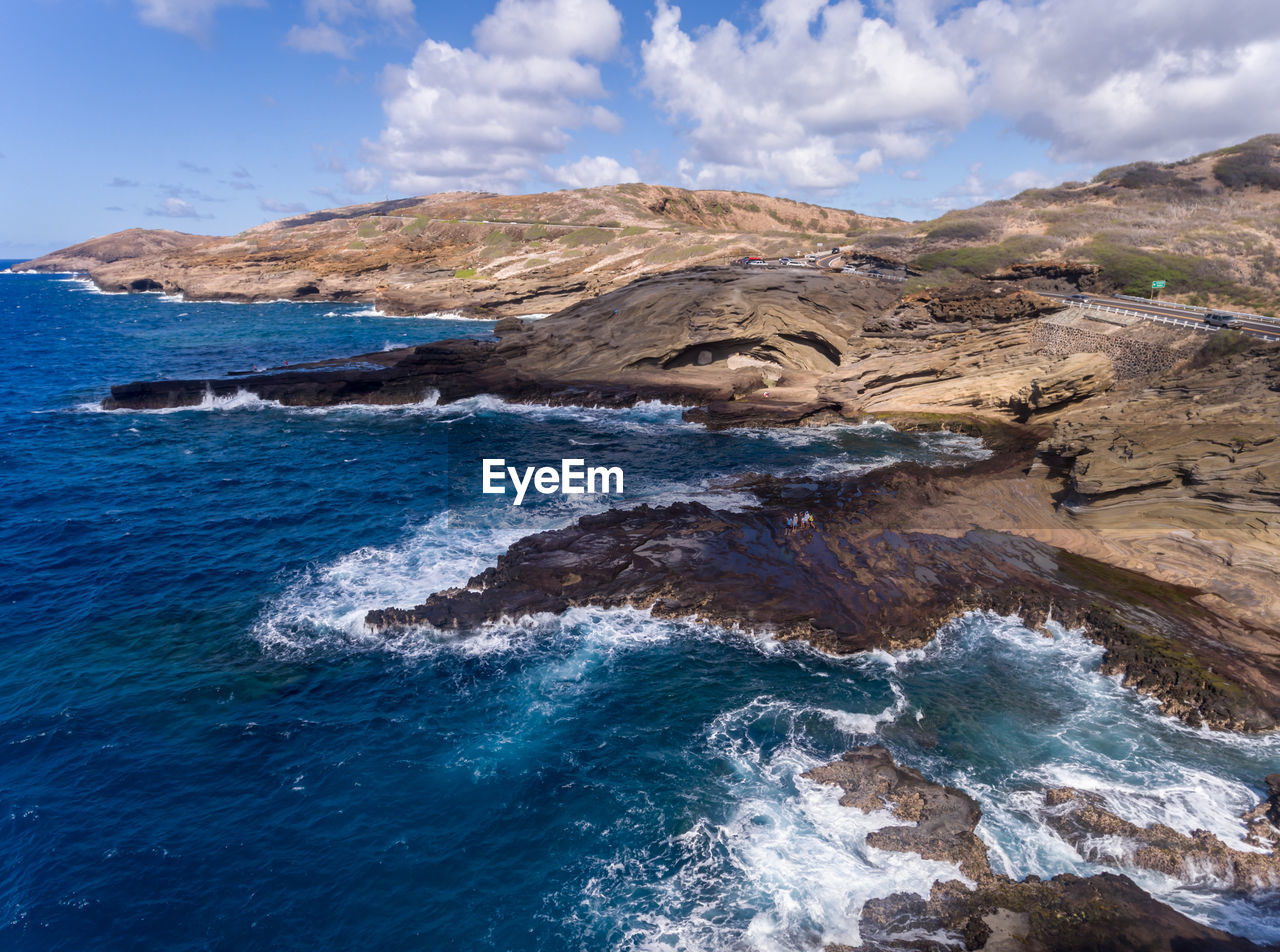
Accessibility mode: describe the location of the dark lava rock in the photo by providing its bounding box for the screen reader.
[812,747,1268,951]
[804,746,992,882]
[366,460,1280,733]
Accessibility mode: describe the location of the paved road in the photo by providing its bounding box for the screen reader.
[1040,291,1280,341]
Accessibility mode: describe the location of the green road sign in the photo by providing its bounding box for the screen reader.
[1152,280,1166,288]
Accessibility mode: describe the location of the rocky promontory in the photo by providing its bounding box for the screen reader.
[104,268,1280,733]
[805,746,1268,951]
[93,259,1280,942]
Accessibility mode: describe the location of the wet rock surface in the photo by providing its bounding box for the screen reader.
[105,272,1280,733]
[1042,786,1280,891]
[368,451,1280,733]
[809,747,1269,951]
[88,256,1280,945]
[803,746,992,882]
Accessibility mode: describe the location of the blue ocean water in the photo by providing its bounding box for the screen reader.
[1,268,1278,950]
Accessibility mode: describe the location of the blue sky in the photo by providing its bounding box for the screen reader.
[4,0,1280,257]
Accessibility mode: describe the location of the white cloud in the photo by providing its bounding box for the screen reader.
[948,0,1280,163]
[473,0,621,58]
[640,0,1280,192]
[641,0,973,191]
[345,167,383,193]
[259,197,309,214]
[548,155,639,187]
[146,197,205,218]
[996,168,1055,194]
[286,0,416,58]
[133,0,259,38]
[287,23,357,57]
[364,0,624,193]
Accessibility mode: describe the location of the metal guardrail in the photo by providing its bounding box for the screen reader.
[842,268,907,282]
[1111,293,1280,327]
[1075,301,1280,340]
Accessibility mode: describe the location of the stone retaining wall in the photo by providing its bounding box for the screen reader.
[1033,320,1183,379]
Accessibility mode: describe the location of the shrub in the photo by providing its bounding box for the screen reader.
[1213,148,1280,190]
[596,220,621,228]
[862,234,913,250]
[346,240,367,250]
[925,218,998,241]
[357,222,379,238]
[620,226,646,236]
[913,235,1061,275]
[1187,329,1254,369]
[1082,237,1256,301]
[559,227,614,248]
[523,224,547,240]
[401,215,431,235]
[915,245,1017,275]
[454,268,477,279]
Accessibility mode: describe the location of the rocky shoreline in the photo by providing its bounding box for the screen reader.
[806,746,1271,950]
[105,268,1280,731]
[98,266,1280,943]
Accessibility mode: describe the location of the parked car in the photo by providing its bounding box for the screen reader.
[1206,311,1238,327]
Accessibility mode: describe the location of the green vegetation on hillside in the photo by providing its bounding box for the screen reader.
[559,227,614,248]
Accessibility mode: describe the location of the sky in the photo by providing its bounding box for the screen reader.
[4,0,1280,257]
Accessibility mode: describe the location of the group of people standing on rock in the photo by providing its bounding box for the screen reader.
[783,511,816,537]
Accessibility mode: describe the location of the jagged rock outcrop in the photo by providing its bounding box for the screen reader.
[819,322,1116,423]
[1043,786,1280,892]
[491,267,898,377]
[104,273,1280,731]
[886,283,1064,327]
[365,453,1280,732]
[983,260,1103,289]
[100,268,896,420]
[807,747,1265,951]
[804,747,993,882]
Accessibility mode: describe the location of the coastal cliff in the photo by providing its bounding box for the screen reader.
[101,268,1280,734]
[96,263,1280,944]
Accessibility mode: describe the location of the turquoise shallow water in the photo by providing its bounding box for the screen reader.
[1,268,1278,950]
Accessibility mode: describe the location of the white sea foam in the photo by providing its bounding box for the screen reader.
[80,388,285,414]
[55,276,128,295]
[337,306,493,321]
[873,611,1280,941]
[251,469,757,659]
[584,696,967,951]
